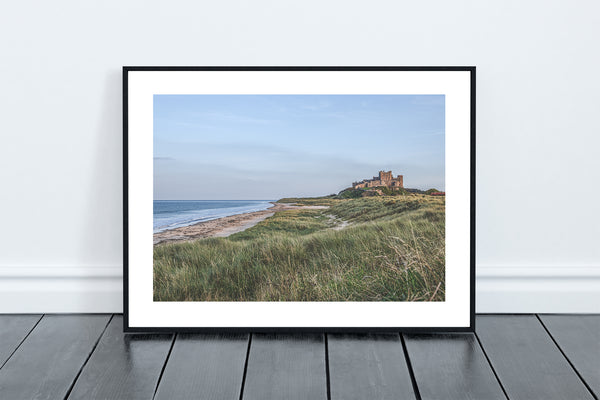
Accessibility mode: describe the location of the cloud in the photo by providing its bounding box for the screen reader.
[301,100,332,111]
[403,130,445,138]
[190,111,279,126]
[153,140,444,200]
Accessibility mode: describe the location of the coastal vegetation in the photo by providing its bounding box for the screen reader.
[153,194,445,302]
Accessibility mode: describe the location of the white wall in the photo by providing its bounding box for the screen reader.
[1,0,598,313]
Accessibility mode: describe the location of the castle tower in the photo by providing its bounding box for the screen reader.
[379,170,392,181]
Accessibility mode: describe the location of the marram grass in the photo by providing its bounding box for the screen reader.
[154,195,445,302]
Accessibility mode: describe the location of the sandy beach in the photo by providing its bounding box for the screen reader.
[154,202,329,245]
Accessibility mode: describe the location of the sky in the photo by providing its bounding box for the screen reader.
[154,95,445,200]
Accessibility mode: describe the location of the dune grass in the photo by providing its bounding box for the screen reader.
[153,195,445,302]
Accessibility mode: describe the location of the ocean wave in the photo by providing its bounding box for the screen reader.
[153,201,273,233]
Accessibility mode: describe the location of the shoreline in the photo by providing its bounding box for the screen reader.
[153,202,328,245]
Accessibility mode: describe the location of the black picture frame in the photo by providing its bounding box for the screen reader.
[123,66,475,333]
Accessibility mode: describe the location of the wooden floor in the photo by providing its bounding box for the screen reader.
[0,315,597,400]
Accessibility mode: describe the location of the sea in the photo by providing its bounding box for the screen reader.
[153,200,274,233]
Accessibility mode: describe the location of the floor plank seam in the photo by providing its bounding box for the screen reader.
[63,314,114,400]
[400,333,422,400]
[0,314,44,372]
[473,330,510,400]
[535,314,598,400]
[238,333,253,400]
[324,334,331,400]
[152,332,177,400]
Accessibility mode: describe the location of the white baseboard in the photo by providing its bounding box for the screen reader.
[476,266,600,313]
[0,266,598,314]
[0,267,123,313]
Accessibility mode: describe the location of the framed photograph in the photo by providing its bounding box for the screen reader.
[123,66,475,332]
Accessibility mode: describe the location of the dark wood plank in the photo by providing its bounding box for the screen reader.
[404,333,506,400]
[242,333,327,400]
[328,333,416,400]
[0,314,110,400]
[476,315,594,400]
[66,315,173,400]
[0,314,41,368]
[154,333,249,400]
[539,314,600,397]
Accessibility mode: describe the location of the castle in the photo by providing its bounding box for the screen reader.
[352,171,404,190]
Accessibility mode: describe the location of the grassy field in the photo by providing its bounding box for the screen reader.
[153,195,445,302]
